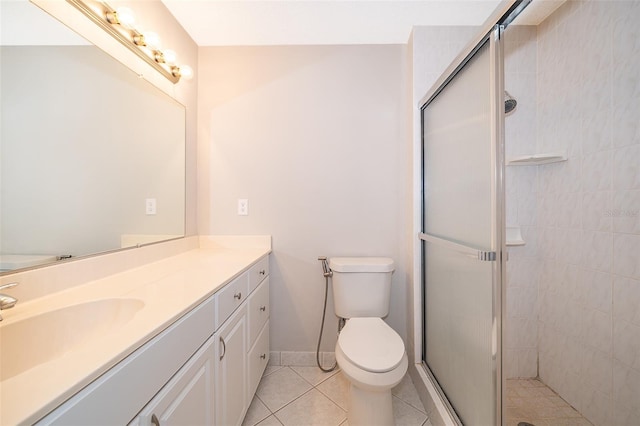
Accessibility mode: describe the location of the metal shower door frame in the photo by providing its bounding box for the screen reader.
[417,0,531,422]
[419,25,505,424]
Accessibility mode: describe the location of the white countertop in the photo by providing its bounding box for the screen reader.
[0,244,270,425]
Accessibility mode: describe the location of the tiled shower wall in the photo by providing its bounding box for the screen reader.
[534,2,640,425]
[504,25,539,379]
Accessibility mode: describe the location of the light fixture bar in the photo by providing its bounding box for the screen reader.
[66,0,180,83]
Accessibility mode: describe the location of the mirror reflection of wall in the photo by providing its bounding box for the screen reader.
[0,1,186,273]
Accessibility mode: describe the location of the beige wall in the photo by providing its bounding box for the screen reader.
[198,45,409,351]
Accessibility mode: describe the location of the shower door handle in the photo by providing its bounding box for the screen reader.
[419,232,497,261]
[477,251,497,261]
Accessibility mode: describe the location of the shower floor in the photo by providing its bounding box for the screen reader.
[506,379,592,426]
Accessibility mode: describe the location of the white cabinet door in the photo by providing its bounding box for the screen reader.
[131,335,215,426]
[39,296,216,426]
[247,320,269,400]
[214,305,248,426]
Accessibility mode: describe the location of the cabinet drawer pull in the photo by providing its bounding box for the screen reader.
[259,306,266,312]
[260,353,266,360]
[233,292,242,300]
[151,414,160,426]
[219,337,226,361]
[259,269,266,276]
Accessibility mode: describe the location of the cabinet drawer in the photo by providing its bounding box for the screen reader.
[248,277,269,347]
[249,256,269,293]
[247,320,269,400]
[215,272,249,329]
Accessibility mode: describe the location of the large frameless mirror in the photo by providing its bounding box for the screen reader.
[0,0,186,274]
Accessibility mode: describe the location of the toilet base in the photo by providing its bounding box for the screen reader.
[347,383,395,426]
[336,343,407,426]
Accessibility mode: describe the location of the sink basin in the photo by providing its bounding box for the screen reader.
[0,298,144,381]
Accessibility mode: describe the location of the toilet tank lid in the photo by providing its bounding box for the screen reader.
[329,257,394,273]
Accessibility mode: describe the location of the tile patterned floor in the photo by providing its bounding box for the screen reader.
[506,379,593,426]
[242,366,432,426]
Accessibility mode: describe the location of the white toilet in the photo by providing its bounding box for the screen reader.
[329,257,408,426]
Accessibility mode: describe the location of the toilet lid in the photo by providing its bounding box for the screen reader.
[338,318,405,373]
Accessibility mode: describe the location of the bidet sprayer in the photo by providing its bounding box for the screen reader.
[318,256,333,278]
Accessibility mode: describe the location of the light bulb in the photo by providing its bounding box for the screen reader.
[144,31,161,50]
[163,49,177,65]
[179,65,193,80]
[115,7,135,29]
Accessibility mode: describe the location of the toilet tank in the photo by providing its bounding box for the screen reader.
[329,257,395,318]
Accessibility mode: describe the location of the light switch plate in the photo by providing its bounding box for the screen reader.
[145,198,157,215]
[238,199,248,216]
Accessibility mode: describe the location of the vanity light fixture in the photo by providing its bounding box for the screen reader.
[177,65,193,80]
[106,6,135,29]
[163,49,177,65]
[66,0,193,84]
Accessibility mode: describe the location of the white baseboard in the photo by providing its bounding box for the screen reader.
[268,351,336,368]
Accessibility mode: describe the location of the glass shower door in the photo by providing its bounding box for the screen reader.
[420,26,505,425]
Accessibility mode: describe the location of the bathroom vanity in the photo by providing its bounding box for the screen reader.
[0,238,271,426]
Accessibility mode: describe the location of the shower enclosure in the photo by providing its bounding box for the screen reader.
[419,1,528,424]
[419,1,640,425]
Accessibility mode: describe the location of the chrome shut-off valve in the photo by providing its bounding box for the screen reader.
[318,256,333,278]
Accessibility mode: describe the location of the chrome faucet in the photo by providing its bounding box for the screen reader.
[0,282,18,321]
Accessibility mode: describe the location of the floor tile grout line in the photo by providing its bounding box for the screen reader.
[267,387,324,416]
[254,367,430,425]
[273,386,346,419]
[291,365,429,415]
[289,365,341,387]
[272,385,313,415]
[315,381,346,411]
[263,365,284,378]
[251,394,273,426]
[390,376,429,415]
[392,394,428,416]
[272,386,348,426]
[256,367,314,415]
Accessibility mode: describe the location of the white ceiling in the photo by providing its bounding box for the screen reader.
[161,1,565,47]
[1,0,565,48]
[161,0,507,46]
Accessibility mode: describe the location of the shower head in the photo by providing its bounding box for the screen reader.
[505,91,517,114]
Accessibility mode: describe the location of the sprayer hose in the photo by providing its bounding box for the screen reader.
[316,274,338,372]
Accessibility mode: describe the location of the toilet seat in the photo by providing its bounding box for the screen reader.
[338,318,404,373]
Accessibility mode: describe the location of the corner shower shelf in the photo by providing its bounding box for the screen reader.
[507,152,567,166]
[506,226,525,246]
